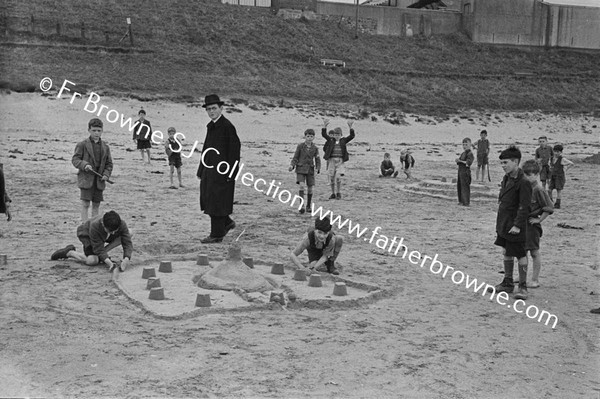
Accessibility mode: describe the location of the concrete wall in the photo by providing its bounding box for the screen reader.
[317,1,461,36]
[543,3,600,49]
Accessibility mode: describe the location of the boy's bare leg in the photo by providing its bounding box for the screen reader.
[91,202,100,218]
[66,250,99,266]
[140,150,145,161]
[146,149,151,164]
[530,249,541,287]
[306,185,313,212]
[476,166,481,181]
[81,200,90,222]
[555,189,562,200]
[177,167,183,187]
[335,178,341,195]
[169,165,175,187]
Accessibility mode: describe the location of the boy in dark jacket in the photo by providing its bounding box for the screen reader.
[379,153,398,177]
[321,119,355,200]
[456,138,474,206]
[489,146,532,300]
[289,129,321,214]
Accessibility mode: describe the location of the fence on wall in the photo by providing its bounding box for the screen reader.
[222,0,272,7]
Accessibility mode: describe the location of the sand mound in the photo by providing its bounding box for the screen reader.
[197,243,275,292]
[582,153,600,164]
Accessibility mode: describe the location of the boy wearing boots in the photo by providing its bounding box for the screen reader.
[289,129,321,214]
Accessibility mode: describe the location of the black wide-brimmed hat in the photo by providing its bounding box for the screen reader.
[202,94,224,108]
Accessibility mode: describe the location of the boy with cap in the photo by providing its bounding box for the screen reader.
[489,145,532,300]
[165,127,184,189]
[321,119,355,200]
[72,118,113,222]
[133,109,153,164]
[379,153,398,178]
[290,216,343,275]
[289,128,321,214]
[51,210,133,272]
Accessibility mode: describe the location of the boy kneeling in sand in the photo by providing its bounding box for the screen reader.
[51,210,133,272]
[290,216,343,275]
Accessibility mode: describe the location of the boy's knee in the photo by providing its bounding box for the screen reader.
[85,256,100,266]
[81,200,90,207]
[334,235,343,248]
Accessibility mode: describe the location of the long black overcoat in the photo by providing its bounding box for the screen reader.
[495,169,532,242]
[196,116,241,216]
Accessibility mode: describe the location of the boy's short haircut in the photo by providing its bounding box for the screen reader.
[103,210,121,231]
[88,118,103,129]
[168,127,176,133]
[304,129,315,136]
[499,145,522,160]
[480,130,487,136]
[333,127,343,135]
[384,152,390,157]
[553,144,563,152]
[539,135,547,140]
[522,159,540,175]
[315,216,332,233]
[138,109,146,115]
[462,137,472,143]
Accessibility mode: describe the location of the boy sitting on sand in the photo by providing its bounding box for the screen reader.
[521,160,554,288]
[290,217,343,275]
[289,128,321,214]
[165,127,184,189]
[379,152,398,178]
[51,210,133,272]
[322,119,355,200]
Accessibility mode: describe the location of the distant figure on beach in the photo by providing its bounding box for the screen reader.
[400,149,415,179]
[534,136,553,190]
[72,118,113,222]
[51,210,133,272]
[547,144,575,209]
[289,128,321,214]
[0,163,12,221]
[379,152,398,178]
[456,138,474,206]
[196,94,241,244]
[165,127,184,189]
[290,216,342,275]
[133,109,152,164]
[522,159,554,289]
[473,129,490,182]
[322,119,355,200]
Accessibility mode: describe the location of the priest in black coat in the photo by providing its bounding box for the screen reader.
[196,94,241,243]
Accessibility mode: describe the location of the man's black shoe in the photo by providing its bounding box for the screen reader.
[201,236,223,244]
[225,220,236,233]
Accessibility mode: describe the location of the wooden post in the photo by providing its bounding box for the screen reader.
[30,15,35,34]
[80,21,85,39]
[354,0,359,39]
[127,17,133,46]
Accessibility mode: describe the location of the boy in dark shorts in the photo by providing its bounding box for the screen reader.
[547,144,574,209]
[72,118,113,222]
[489,146,532,300]
[322,119,355,200]
[290,217,343,275]
[522,160,554,288]
[534,136,553,190]
[456,137,474,206]
[51,210,133,272]
[379,153,398,177]
[473,129,490,182]
[289,128,321,213]
[133,109,152,164]
[165,127,184,189]
[399,150,415,179]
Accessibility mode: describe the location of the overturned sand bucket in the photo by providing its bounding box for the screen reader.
[441,177,447,182]
[452,178,457,183]
[269,292,285,305]
[271,263,285,275]
[293,269,307,281]
[308,274,322,287]
[196,254,209,266]
[158,261,172,273]
[148,287,165,300]
[0,254,7,265]
[243,257,254,269]
[142,267,156,279]
[195,293,212,307]
[146,277,161,290]
[332,282,348,296]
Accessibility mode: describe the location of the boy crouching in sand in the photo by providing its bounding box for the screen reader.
[400,150,415,179]
[289,128,321,214]
[522,160,554,288]
[290,217,343,275]
[489,146,532,300]
[51,210,133,272]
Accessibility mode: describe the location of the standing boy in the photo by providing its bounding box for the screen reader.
[289,129,321,214]
[0,163,11,221]
[51,210,133,272]
[72,118,113,222]
[165,127,184,189]
[534,136,553,190]
[522,160,554,288]
[547,144,574,209]
[321,119,355,200]
[473,129,490,182]
[290,217,343,275]
[456,138,474,206]
[489,146,532,300]
[379,153,398,178]
[133,109,152,164]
